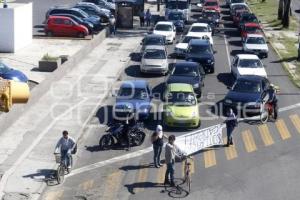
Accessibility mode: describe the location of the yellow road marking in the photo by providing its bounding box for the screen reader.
[44,190,64,200]
[223,137,238,160]
[276,119,291,140]
[181,156,195,178]
[258,124,274,146]
[204,150,216,168]
[79,179,94,191]
[135,163,149,193]
[156,164,166,185]
[242,130,257,153]
[102,170,123,200]
[290,114,300,134]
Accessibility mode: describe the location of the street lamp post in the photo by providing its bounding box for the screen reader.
[3,0,8,8]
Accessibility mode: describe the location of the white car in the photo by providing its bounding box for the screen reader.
[229,0,246,9]
[231,54,267,78]
[243,34,269,58]
[140,45,168,75]
[174,35,202,57]
[187,23,214,45]
[153,21,176,44]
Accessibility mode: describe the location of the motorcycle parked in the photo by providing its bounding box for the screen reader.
[99,121,146,150]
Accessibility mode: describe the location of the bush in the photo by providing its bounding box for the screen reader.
[41,53,59,61]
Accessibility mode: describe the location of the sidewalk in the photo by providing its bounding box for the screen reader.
[0,3,161,200]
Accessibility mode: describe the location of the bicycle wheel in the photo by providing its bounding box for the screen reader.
[56,165,65,184]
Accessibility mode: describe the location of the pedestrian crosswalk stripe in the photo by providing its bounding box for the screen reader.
[44,190,64,200]
[181,156,195,178]
[258,124,274,146]
[79,179,94,191]
[157,164,166,185]
[135,163,149,193]
[102,170,123,200]
[204,150,216,168]
[275,119,291,140]
[242,130,257,153]
[290,114,300,134]
[223,137,238,160]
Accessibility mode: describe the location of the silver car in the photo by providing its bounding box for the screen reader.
[140,45,168,75]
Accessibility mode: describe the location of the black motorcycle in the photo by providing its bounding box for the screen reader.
[99,121,146,150]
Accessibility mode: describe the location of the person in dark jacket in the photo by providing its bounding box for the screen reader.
[139,10,145,27]
[145,9,152,27]
[151,125,167,168]
[225,108,238,146]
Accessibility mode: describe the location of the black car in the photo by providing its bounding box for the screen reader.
[239,13,259,29]
[167,62,205,97]
[223,75,275,117]
[140,34,166,52]
[167,10,185,32]
[46,8,102,30]
[201,10,220,28]
[82,0,116,14]
[185,39,215,73]
[51,14,95,33]
[75,2,114,24]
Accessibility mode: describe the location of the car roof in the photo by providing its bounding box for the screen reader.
[246,34,264,38]
[236,54,260,59]
[144,45,166,50]
[236,75,265,82]
[168,83,194,93]
[156,21,173,25]
[191,23,208,27]
[189,39,210,45]
[121,80,148,88]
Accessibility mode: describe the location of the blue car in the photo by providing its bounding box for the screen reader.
[113,80,152,121]
[0,62,28,83]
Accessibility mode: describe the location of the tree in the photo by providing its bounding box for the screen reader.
[282,0,291,28]
[278,0,284,20]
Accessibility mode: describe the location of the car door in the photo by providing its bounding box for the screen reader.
[63,19,75,36]
[52,18,63,36]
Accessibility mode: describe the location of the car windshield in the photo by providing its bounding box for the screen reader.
[0,62,10,73]
[190,26,208,32]
[144,49,166,59]
[166,2,188,9]
[144,37,164,45]
[242,15,258,23]
[204,1,218,6]
[239,59,262,68]
[172,66,198,77]
[245,26,260,32]
[155,24,172,31]
[168,92,196,106]
[169,13,184,20]
[182,36,198,43]
[118,87,149,99]
[246,37,265,44]
[233,80,261,93]
[188,44,211,54]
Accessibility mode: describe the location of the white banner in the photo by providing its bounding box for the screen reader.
[175,124,224,155]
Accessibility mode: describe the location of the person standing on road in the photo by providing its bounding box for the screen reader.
[164,135,180,186]
[151,125,168,168]
[145,9,152,27]
[225,108,238,147]
[139,10,145,27]
[54,131,76,169]
[109,16,116,35]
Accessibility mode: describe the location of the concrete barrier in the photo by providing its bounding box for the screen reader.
[0,27,110,133]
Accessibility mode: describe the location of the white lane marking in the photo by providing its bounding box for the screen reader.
[224,35,231,71]
[0,98,88,198]
[68,101,300,177]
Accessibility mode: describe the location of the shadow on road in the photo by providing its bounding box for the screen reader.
[217,72,235,87]
[125,182,163,194]
[270,56,298,63]
[23,169,59,186]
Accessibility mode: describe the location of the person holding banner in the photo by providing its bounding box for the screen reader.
[151,125,168,168]
[225,108,238,147]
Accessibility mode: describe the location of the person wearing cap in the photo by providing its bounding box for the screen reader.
[151,125,167,168]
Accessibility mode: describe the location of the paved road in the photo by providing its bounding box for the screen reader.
[41,1,300,200]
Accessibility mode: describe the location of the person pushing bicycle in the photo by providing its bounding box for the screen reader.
[54,131,76,169]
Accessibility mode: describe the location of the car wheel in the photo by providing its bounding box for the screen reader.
[210,68,215,74]
[196,120,201,129]
[78,32,85,38]
[46,31,53,37]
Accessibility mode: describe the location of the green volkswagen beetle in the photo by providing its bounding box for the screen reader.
[163,83,201,128]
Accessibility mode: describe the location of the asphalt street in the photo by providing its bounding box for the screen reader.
[292,0,300,20]
[41,1,300,200]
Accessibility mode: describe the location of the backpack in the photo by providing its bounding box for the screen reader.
[151,132,158,144]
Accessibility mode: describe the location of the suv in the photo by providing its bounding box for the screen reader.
[45,16,89,38]
[82,0,116,14]
[185,39,215,73]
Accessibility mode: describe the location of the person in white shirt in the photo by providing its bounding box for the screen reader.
[151,125,168,168]
[54,131,76,169]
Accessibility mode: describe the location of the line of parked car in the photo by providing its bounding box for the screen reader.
[44,0,116,38]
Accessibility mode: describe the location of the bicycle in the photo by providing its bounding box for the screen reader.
[54,153,72,184]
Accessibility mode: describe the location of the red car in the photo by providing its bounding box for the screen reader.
[240,22,263,41]
[45,16,89,38]
[203,0,221,13]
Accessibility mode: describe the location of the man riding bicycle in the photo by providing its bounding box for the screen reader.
[54,131,76,169]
